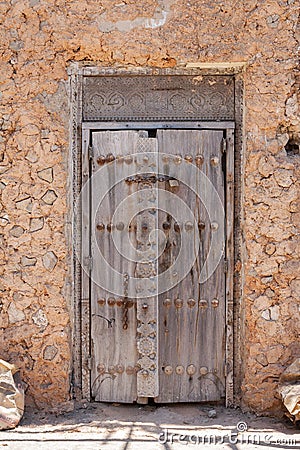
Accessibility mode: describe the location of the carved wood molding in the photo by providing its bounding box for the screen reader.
[83,75,234,122]
[135,138,159,398]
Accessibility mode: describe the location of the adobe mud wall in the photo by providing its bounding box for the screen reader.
[0,0,299,413]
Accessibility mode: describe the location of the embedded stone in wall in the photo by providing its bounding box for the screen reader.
[0,115,12,131]
[277,132,289,149]
[256,354,268,367]
[21,256,37,267]
[253,295,273,311]
[41,129,49,138]
[41,190,57,205]
[0,215,9,226]
[29,217,44,232]
[270,305,280,321]
[261,309,271,321]
[37,168,53,183]
[43,345,58,361]
[267,345,284,364]
[22,124,39,136]
[0,165,9,175]
[16,197,32,212]
[261,305,280,322]
[280,259,300,275]
[265,288,275,298]
[285,93,299,124]
[32,309,48,330]
[290,279,300,297]
[274,168,294,188]
[261,276,273,285]
[7,303,25,324]
[25,150,39,163]
[292,212,300,228]
[256,259,278,276]
[258,156,275,178]
[9,40,24,51]
[266,14,279,28]
[265,243,276,255]
[13,292,31,309]
[9,225,24,238]
[42,251,58,271]
[29,0,39,7]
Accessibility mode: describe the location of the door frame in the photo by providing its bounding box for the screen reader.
[68,65,245,407]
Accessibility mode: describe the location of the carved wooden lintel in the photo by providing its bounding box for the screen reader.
[83,75,234,122]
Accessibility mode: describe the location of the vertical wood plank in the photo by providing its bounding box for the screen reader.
[81,127,91,400]
[225,128,235,407]
[134,138,159,399]
[156,129,226,403]
[70,70,84,399]
[90,131,140,403]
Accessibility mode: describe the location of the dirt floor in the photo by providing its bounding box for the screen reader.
[0,402,299,449]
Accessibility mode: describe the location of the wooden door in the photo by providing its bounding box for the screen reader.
[156,130,226,402]
[88,128,233,403]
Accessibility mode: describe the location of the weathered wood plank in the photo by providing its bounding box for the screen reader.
[155,130,226,403]
[81,128,91,400]
[82,121,235,131]
[225,128,235,407]
[90,131,140,403]
[134,138,159,400]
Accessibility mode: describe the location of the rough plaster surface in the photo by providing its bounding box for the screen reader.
[0,0,299,413]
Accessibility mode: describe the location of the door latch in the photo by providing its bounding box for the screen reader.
[125,174,177,184]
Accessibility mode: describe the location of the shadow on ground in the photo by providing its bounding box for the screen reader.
[0,403,298,449]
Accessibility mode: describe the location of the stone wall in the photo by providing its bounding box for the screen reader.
[0,0,299,413]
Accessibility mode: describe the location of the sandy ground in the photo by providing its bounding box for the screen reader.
[0,403,299,449]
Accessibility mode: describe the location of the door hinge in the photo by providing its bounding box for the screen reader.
[224,259,228,273]
[87,356,92,371]
[221,138,227,153]
[88,145,94,159]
